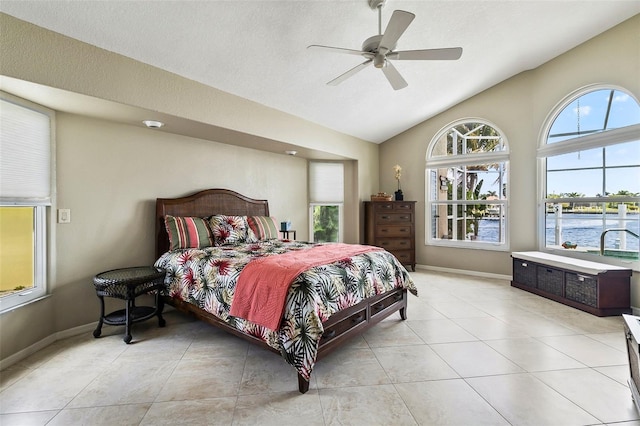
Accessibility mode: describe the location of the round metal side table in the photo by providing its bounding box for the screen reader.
[92,266,166,343]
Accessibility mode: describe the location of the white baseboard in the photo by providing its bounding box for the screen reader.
[0,322,97,371]
[415,263,512,281]
[414,263,640,316]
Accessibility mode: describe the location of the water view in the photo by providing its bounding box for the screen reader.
[545,213,639,251]
[475,213,640,253]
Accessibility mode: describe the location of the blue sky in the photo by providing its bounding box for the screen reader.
[546,89,640,197]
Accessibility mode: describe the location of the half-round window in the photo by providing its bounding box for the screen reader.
[547,88,640,144]
[539,86,640,265]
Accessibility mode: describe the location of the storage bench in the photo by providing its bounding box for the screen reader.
[511,251,632,316]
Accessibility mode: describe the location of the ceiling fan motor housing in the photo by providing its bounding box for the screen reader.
[368,0,386,10]
[362,34,395,53]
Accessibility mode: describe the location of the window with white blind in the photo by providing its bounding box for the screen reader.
[0,94,54,312]
[309,161,344,243]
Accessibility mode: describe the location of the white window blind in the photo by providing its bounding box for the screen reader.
[309,162,344,203]
[0,98,51,202]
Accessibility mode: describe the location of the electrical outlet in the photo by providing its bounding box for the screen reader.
[58,209,71,224]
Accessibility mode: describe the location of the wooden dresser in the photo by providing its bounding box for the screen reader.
[364,201,416,271]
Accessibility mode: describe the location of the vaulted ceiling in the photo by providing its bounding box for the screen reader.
[1,1,638,143]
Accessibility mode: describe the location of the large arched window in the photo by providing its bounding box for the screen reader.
[426,119,509,249]
[538,85,640,266]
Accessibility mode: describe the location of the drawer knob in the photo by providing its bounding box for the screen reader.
[322,330,336,339]
[352,314,364,323]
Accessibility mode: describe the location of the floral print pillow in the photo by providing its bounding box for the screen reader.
[208,215,248,245]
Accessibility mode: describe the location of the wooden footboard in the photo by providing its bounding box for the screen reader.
[164,287,408,393]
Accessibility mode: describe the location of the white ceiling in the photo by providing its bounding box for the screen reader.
[1,1,639,144]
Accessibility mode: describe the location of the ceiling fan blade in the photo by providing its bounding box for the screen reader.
[379,10,415,54]
[307,45,370,57]
[387,47,463,61]
[327,60,373,86]
[381,61,408,90]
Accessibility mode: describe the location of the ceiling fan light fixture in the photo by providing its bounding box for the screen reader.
[374,55,386,69]
[143,120,164,129]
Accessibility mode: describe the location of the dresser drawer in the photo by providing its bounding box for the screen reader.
[375,225,412,238]
[389,250,414,265]
[372,202,395,211]
[375,238,412,251]
[372,202,415,212]
[375,212,413,223]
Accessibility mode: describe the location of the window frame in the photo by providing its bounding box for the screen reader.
[308,161,345,243]
[537,84,640,269]
[425,118,510,250]
[0,92,55,313]
[308,203,344,243]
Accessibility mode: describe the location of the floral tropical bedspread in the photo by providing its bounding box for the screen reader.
[154,240,417,381]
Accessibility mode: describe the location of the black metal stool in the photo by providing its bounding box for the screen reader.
[92,266,166,343]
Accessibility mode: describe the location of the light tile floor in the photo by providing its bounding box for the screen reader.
[2,269,640,425]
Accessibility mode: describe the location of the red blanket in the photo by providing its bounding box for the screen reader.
[229,243,382,331]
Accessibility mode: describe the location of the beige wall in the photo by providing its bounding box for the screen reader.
[380,15,640,296]
[1,11,639,363]
[54,113,314,326]
[0,13,380,361]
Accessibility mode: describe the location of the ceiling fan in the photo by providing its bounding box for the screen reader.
[308,0,463,90]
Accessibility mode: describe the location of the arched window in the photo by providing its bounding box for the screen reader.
[426,119,509,249]
[538,86,640,265]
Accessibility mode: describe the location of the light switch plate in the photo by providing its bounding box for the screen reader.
[58,209,71,223]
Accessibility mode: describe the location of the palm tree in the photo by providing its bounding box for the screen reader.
[450,123,503,194]
[608,190,640,210]
[563,192,584,210]
[446,123,503,239]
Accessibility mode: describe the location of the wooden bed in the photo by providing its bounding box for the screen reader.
[155,188,410,393]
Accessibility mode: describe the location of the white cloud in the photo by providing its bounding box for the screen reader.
[613,93,630,103]
[573,105,592,116]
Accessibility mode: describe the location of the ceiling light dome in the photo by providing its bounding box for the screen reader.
[142,120,164,129]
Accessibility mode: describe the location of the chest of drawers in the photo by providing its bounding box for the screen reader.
[364,201,416,271]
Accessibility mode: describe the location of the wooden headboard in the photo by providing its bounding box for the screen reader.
[155,188,269,258]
